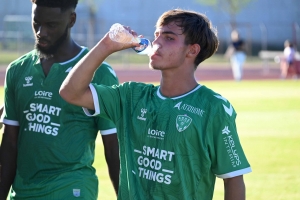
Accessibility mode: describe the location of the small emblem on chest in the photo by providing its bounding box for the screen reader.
[23,76,33,87]
[176,115,192,132]
[73,189,81,197]
[137,108,147,121]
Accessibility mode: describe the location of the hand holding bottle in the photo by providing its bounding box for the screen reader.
[108,23,152,55]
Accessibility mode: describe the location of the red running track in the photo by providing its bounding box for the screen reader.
[0,63,283,86]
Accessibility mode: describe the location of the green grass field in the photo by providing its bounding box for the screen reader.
[0,80,300,200]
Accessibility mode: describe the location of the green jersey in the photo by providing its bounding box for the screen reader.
[86,82,251,200]
[3,48,119,199]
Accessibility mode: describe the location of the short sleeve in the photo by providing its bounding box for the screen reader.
[3,64,19,126]
[90,62,119,134]
[206,99,251,178]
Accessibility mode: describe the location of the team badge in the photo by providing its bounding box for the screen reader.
[73,189,81,197]
[176,115,192,132]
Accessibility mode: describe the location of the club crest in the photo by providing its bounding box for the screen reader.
[73,189,81,197]
[176,115,192,132]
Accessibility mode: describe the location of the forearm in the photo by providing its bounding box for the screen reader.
[107,159,120,195]
[0,133,18,199]
[223,175,245,200]
[102,134,120,195]
[104,139,120,195]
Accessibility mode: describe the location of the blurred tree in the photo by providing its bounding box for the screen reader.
[194,0,254,28]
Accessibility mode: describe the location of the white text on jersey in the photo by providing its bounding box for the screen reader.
[148,128,165,140]
[134,146,175,185]
[24,103,62,136]
[174,101,205,117]
[222,126,242,167]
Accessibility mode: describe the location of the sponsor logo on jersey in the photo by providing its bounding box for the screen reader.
[23,76,33,87]
[174,102,182,110]
[222,126,230,135]
[137,108,147,121]
[24,103,61,136]
[176,115,192,132]
[174,101,205,117]
[134,145,175,185]
[222,126,242,167]
[73,189,81,197]
[34,90,53,100]
[148,128,165,140]
[214,95,233,116]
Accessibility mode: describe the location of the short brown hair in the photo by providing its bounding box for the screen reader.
[156,9,219,67]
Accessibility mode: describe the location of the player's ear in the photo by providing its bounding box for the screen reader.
[187,44,201,58]
[69,12,76,28]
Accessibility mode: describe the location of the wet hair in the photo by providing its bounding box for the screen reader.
[156,9,219,67]
[31,0,79,12]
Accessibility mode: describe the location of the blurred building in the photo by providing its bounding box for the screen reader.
[0,0,299,55]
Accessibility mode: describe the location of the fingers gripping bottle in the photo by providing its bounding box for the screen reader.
[108,23,152,55]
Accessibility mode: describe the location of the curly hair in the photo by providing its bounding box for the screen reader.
[156,9,219,68]
[31,0,79,11]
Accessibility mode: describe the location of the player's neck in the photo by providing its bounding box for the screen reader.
[51,39,81,62]
[159,73,198,98]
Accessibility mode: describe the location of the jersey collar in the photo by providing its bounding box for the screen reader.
[33,47,88,65]
[156,84,202,100]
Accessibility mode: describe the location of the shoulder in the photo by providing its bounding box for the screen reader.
[116,81,154,89]
[199,85,221,102]
[7,50,37,71]
[92,62,119,85]
[96,62,116,76]
[109,82,156,94]
[201,85,236,118]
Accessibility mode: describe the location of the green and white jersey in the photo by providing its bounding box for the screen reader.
[3,48,119,200]
[86,82,251,200]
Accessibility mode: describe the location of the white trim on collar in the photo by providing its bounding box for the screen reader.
[59,47,87,65]
[156,84,202,100]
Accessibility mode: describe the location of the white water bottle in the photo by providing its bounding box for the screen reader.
[108,23,152,55]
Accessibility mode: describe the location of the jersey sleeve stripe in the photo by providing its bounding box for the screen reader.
[3,119,19,126]
[216,167,252,179]
[82,84,100,116]
[100,128,117,135]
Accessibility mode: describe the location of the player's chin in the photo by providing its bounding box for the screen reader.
[36,44,50,53]
[149,62,162,70]
[149,60,157,70]
[148,63,154,70]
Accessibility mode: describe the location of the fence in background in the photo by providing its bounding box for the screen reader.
[0,15,299,60]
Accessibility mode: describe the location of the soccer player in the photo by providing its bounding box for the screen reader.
[0,0,120,199]
[60,9,252,200]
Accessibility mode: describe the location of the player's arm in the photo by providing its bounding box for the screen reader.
[0,125,19,199]
[60,31,137,108]
[223,175,245,200]
[0,105,4,130]
[101,134,120,195]
[0,105,3,116]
